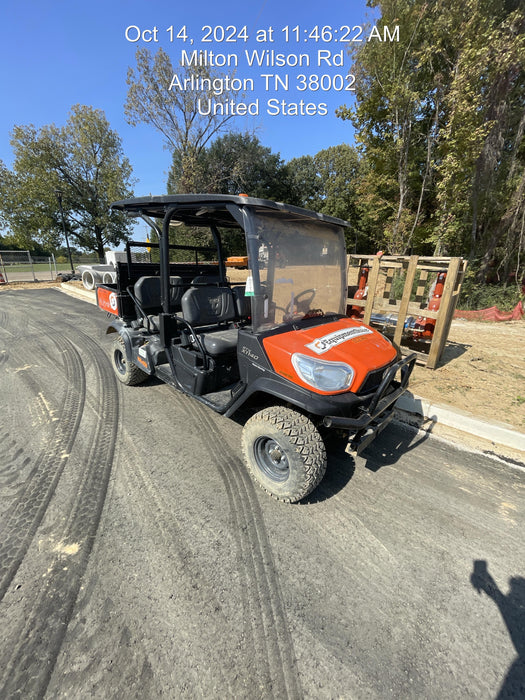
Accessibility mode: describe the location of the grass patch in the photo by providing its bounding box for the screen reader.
[3,263,55,273]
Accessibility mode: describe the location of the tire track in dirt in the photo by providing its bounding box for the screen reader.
[118,426,239,696]
[0,298,31,336]
[0,334,86,601]
[0,309,9,332]
[179,394,302,699]
[0,431,32,522]
[2,293,299,696]
[0,434,30,488]
[0,325,119,698]
[0,348,8,368]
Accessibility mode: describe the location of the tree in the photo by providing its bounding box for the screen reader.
[313,145,360,223]
[337,0,440,254]
[168,132,293,200]
[288,144,362,249]
[285,154,322,210]
[337,0,525,285]
[0,105,135,259]
[125,48,242,193]
[167,133,295,255]
[0,229,50,256]
[433,2,525,280]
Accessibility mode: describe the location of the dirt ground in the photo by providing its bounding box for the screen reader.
[0,280,62,290]
[409,319,524,431]
[2,277,523,432]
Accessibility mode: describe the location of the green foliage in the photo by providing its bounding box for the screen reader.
[166,224,218,262]
[285,154,321,209]
[0,231,50,256]
[167,132,294,256]
[0,105,135,258]
[168,132,291,201]
[126,48,241,193]
[338,0,525,284]
[287,144,363,249]
[458,261,524,310]
[458,276,523,311]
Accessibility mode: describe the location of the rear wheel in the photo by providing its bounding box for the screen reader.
[111,335,148,386]
[241,406,327,503]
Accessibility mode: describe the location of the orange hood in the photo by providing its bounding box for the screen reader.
[263,317,397,395]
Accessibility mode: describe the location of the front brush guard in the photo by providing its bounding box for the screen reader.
[322,354,417,451]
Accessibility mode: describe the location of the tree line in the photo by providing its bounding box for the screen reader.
[0,0,523,292]
[338,0,525,288]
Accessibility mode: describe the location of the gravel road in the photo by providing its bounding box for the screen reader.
[0,288,523,699]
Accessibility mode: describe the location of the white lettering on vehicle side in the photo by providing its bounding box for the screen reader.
[305,326,373,354]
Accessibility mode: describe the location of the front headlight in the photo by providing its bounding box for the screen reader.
[291,353,354,392]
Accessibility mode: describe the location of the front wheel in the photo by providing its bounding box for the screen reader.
[241,406,327,503]
[111,335,148,386]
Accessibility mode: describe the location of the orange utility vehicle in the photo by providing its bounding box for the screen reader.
[97,195,415,502]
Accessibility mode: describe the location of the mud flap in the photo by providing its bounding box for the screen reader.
[346,411,394,456]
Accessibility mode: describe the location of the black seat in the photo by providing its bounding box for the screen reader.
[191,274,221,286]
[134,276,184,312]
[198,328,238,355]
[231,285,251,320]
[181,286,238,355]
[182,285,236,326]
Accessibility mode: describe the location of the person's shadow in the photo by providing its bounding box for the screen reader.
[470,560,525,698]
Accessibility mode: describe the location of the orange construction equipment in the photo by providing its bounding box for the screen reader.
[225,255,249,269]
[347,265,369,317]
[413,271,447,339]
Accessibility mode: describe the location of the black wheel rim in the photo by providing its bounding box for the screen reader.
[114,347,127,375]
[253,436,290,483]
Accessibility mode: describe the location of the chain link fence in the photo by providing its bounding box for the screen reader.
[0,250,58,283]
[0,250,112,283]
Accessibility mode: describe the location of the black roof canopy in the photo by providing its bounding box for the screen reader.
[111,194,350,230]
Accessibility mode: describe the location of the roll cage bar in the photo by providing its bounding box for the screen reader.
[111,194,350,316]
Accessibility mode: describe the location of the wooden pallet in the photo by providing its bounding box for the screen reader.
[347,254,467,369]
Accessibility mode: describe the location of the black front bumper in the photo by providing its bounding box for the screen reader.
[323,353,416,453]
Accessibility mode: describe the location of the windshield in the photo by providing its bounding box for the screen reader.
[247,210,347,332]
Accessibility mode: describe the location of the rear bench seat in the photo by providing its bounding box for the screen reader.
[133,275,184,313]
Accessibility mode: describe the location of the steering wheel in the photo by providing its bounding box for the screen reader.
[282,288,318,323]
[284,288,316,315]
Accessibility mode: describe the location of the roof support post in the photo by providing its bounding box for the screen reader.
[161,207,177,314]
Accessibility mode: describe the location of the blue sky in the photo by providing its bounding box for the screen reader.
[0,0,377,197]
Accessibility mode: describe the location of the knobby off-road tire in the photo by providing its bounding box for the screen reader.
[111,335,148,386]
[241,406,327,503]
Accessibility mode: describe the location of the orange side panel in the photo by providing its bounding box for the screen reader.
[96,287,119,316]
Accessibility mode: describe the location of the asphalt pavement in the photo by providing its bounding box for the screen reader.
[0,288,524,698]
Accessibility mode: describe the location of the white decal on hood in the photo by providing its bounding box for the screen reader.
[306,326,373,354]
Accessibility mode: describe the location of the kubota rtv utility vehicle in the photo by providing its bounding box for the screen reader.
[97,195,415,502]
